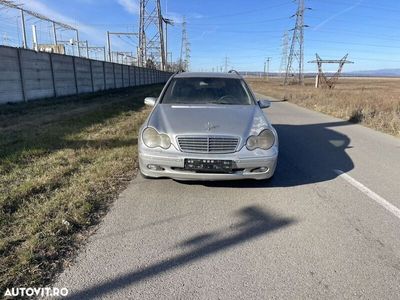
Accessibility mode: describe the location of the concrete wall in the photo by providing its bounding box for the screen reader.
[0,45,173,104]
[21,50,54,100]
[91,60,105,92]
[0,46,23,102]
[52,54,76,97]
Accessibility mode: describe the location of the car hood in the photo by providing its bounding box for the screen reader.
[147,104,270,139]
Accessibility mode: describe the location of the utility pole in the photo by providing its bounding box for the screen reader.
[179,17,190,71]
[163,17,174,70]
[76,30,81,57]
[31,25,38,51]
[107,31,111,62]
[84,41,89,58]
[263,61,266,78]
[266,57,271,80]
[279,32,289,77]
[52,22,57,45]
[285,0,310,85]
[20,9,27,48]
[138,0,166,69]
[224,56,229,72]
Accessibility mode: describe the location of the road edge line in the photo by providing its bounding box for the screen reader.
[334,169,400,220]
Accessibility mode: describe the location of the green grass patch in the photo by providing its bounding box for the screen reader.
[0,85,162,292]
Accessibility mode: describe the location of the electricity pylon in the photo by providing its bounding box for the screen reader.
[279,32,289,78]
[138,0,166,70]
[284,0,310,85]
[179,17,190,71]
[308,54,354,89]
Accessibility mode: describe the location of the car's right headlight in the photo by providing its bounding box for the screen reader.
[142,127,171,149]
[246,129,275,151]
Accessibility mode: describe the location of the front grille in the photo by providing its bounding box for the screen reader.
[177,136,239,153]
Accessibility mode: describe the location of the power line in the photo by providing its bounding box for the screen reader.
[196,1,294,19]
[308,0,400,13]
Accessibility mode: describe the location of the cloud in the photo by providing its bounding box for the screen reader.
[117,0,139,15]
[189,13,204,20]
[313,0,364,31]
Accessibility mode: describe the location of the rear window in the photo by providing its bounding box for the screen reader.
[160,77,254,105]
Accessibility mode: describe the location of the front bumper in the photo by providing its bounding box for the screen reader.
[139,146,278,181]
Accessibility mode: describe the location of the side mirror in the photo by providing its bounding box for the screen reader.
[258,99,271,109]
[144,97,157,107]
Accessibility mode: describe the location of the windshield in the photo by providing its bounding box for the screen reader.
[161,77,254,105]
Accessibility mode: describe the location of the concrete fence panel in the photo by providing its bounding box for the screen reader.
[114,64,123,88]
[143,68,147,85]
[74,57,92,94]
[137,68,142,86]
[129,66,136,86]
[0,47,23,103]
[144,68,148,85]
[20,49,54,100]
[104,62,115,89]
[122,65,129,87]
[91,60,105,92]
[0,46,172,103]
[52,54,76,97]
[138,68,142,85]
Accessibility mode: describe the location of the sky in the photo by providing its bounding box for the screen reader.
[3,0,400,72]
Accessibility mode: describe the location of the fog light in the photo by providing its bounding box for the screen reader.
[250,167,269,173]
[147,164,164,171]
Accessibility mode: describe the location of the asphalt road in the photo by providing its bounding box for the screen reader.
[56,95,400,299]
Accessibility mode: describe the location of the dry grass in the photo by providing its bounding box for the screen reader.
[247,77,400,137]
[0,85,161,292]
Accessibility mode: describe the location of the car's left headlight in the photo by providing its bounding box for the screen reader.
[246,129,275,150]
[142,127,171,149]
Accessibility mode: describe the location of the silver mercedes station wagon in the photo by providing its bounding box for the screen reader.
[138,71,278,181]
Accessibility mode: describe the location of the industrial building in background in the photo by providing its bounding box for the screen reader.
[138,0,166,70]
[309,54,354,89]
[285,0,310,85]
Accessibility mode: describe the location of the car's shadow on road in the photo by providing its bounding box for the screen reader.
[177,120,354,188]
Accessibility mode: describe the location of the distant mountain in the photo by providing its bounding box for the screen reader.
[344,69,400,77]
[240,69,400,78]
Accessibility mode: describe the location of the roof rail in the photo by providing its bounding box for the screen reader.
[171,69,185,77]
[228,69,242,77]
